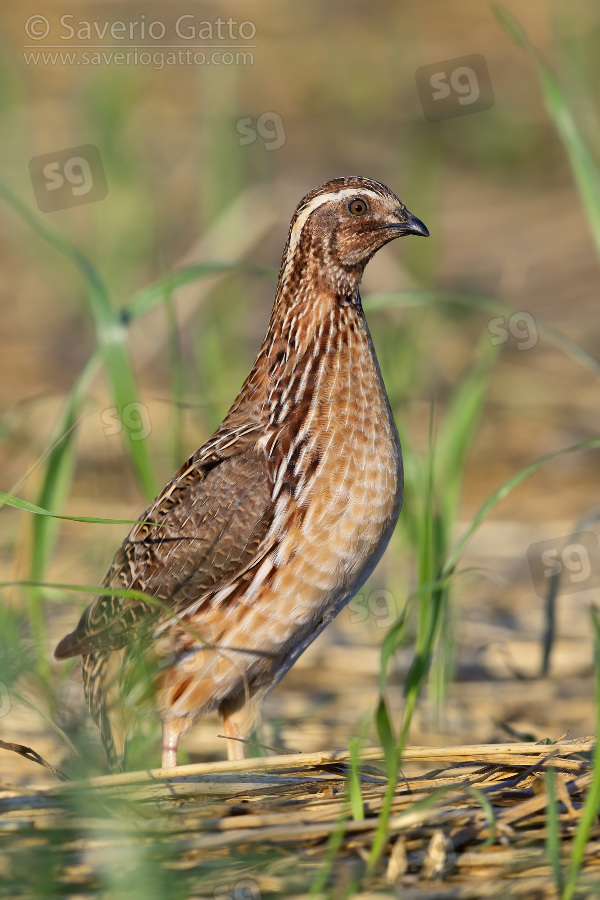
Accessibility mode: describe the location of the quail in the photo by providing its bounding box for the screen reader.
[55,176,429,768]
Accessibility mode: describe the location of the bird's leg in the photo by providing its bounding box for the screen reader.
[161,719,185,768]
[222,709,247,760]
[220,693,264,760]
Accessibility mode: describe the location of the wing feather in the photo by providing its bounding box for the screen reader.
[55,446,273,658]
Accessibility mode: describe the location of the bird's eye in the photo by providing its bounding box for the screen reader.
[348,198,368,216]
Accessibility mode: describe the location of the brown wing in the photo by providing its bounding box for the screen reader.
[55,446,273,658]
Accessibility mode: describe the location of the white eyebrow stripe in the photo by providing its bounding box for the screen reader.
[285,187,383,261]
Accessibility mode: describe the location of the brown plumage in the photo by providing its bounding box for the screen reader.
[55,176,429,768]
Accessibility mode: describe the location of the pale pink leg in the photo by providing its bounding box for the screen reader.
[222,711,247,760]
[162,720,186,767]
[220,694,264,760]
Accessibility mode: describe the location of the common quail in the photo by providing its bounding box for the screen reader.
[55,176,429,768]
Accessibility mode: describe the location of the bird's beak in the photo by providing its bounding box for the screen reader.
[394,209,430,237]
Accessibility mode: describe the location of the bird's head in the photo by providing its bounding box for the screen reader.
[279,176,429,294]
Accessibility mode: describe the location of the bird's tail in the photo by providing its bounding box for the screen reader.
[82,650,128,770]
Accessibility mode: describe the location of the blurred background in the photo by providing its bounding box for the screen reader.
[1,0,600,784]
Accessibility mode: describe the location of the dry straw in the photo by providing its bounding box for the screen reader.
[1,737,597,897]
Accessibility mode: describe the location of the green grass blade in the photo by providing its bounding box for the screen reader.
[309,812,349,895]
[26,354,101,681]
[370,438,600,874]
[563,608,600,899]
[435,335,500,529]
[546,766,564,894]
[416,405,436,647]
[0,183,161,679]
[368,697,401,871]
[467,786,497,849]
[443,437,600,579]
[27,354,100,549]
[122,262,239,321]
[1,581,212,652]
[430,335,500,707]
[379,601,410,693]
[375,695,397,783]
[347,737,365,822]
[369,779,497,877]
[162,280,186,470]
[0,180,157,499]
[366,290,600,379]
[371,781,474,875]
[495,7,600,262]
[122,262,278,322]
[0,490,152,525]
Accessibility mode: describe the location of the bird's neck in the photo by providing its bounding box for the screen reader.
[263,242,366,362]
[220,249,372,429]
